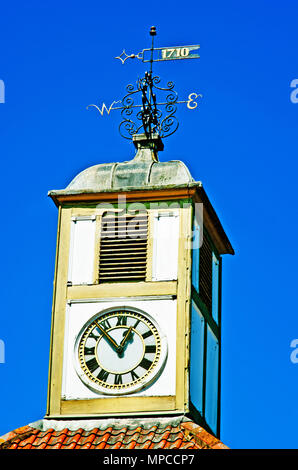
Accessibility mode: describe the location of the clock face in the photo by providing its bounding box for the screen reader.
[74,308,168,395]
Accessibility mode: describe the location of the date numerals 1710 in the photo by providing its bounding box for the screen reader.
[160,46,200,60]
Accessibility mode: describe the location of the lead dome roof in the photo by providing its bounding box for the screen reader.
[49,135,197,196]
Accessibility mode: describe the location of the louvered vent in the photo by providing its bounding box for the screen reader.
[199,233,213,313]
[99,213,148,283]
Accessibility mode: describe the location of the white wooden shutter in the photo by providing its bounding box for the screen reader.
[68,216,96,285]
[152,212,180,281]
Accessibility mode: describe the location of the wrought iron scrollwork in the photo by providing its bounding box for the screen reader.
[87,72,201,141]
[88,27,202,142]
[118,71,180,140]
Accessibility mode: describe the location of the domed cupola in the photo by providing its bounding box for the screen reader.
[49,134,195,198]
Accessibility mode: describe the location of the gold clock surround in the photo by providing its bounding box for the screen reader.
[75,307,167,395]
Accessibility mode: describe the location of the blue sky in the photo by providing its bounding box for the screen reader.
[0,0,298,449]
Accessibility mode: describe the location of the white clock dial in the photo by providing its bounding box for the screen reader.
[74,307,168,395]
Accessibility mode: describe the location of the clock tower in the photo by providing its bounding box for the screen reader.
[46,131,234,438]
[0,28,235,449]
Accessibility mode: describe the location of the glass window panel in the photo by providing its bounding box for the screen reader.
[189,303,205,414]
[212,253,220,323]
[191,219,200,291]
[205,326,219,434]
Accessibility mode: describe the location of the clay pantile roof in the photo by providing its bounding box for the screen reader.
[0,416,228,450]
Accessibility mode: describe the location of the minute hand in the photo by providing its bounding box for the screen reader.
[95,321,120,351]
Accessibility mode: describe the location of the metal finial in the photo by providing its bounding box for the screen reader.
[150,26,157,36]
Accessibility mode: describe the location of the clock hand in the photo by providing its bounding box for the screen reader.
[94,321,120,351]
[117,327,134,355]
[120,327,133,348]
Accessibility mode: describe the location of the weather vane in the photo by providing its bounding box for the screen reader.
[87,26,202,140]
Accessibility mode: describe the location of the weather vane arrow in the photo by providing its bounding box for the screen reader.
[115,26,200,65]
[87,26,202,140]
[115,44,200,64]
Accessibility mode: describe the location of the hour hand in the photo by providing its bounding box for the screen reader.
[117,327,134,355]
[95,322,120,351]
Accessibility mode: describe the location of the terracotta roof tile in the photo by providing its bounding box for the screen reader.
[0,416,228,450]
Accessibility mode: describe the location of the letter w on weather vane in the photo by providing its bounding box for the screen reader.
[87,27,203,141]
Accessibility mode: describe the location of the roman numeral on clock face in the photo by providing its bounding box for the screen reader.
[116,315,127,326]
[86,357,99,373]
[145,345,156,354]
[97,368,109,382]
[88,330,100,341]
[114,374,123,385]
[130,370,139,381]
[139,357,153,371]
[99,318,111,331]
[142,330,153,340]
[84,346,95,356]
